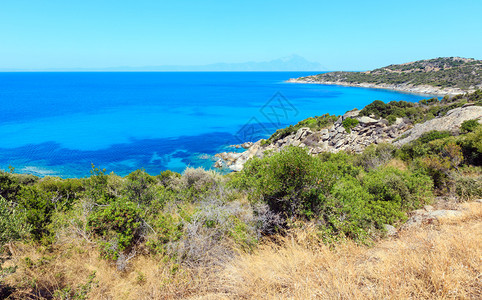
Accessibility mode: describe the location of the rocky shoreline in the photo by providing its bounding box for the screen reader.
[286,78,472,96]
[215,104,482,172]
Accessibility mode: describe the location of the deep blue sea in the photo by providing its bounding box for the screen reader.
[0,72,434,178]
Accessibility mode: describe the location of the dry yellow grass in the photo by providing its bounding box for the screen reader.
[2,202,481,299]
[386,158,408,171]
[215,201,482,299]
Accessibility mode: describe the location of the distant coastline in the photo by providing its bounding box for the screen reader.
[286,78,469,96]
[287,57,482,96]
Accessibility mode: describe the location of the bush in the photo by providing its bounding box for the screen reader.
[420,142,464,189]
[86,165,112,204]
[17,186,58,242]
[355,143,396,170]
[454,175,482,200]
[460,119,480,133]
[166,196,257,267]
[157,170,181,187]
[398,131,453,161]
[0,196,30,246]
[237,147,432,242]
[0,171,21,202]
[418,130,451,144]
[176,167,219,194]
[240,147,325,219]
[124,170,156,205]
[363,167,433,212]
[327,177,374,240]
[459,126,482,165]
[87,198,143,261]
[342,117,359,133]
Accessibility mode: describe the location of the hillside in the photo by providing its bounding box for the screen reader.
[289,57,482,95]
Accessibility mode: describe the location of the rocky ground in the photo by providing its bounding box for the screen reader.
[215,105,482,172]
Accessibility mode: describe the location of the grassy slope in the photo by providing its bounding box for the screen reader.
[3,201,480,299]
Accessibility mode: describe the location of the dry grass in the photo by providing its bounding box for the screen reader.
[2,202,481,299]
[216,201,482,299]
[2,243,220,299]
[386,158,408,171]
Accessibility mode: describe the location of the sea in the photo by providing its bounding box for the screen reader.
[0,72,434,178]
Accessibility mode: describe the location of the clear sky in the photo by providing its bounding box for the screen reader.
[1,0,481,70]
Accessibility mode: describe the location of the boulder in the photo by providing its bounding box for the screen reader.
[394,106,482,146]
[241,142,253,149]
[334,139,346,148]
[383,224,398,237]
[343,109,360,119]
[428,210,463,220]
[358,116,378,125]
[213,159,224,168]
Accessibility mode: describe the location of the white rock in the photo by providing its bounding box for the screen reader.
[383,224,398,237]
[428,210,463,220]
[358,116,378,124]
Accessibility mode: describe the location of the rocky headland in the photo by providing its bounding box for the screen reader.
[215,97,482,172]
[288,57,482,96]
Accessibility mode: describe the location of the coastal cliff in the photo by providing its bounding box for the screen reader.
[288,57,482,95]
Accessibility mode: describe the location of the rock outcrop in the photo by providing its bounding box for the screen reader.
[216,105,482,172]
[393,105,482,145]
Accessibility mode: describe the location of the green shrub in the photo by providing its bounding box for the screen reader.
[157,170,181,187]
[86,165,112,204]
[398,131,452,161]
[363,167,433,212]
[87,198,143,260]
[342,117,359,133]
[360,100,417,120]
[418,130,451,144]
[459,126,482,165]
[0,196,31,246]
[454,175,482,200]
[326,176,373,240]
[146,212,184,254]
[17,186,58,242]
[355,143,396,170]
[420,142,464,189]
[37,177,84,209]
[241,147,325,219]
[460,119,480,133]
[0,171,21,202]
[386,115,397,125]
[124,170,156,205]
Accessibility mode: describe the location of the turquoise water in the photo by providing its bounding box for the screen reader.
[0,72,433,177]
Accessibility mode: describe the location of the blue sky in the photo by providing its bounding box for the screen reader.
[1,0,481,70]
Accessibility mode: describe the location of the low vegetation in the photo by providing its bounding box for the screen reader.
[1,93,481,299]
[263,113,338,145]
